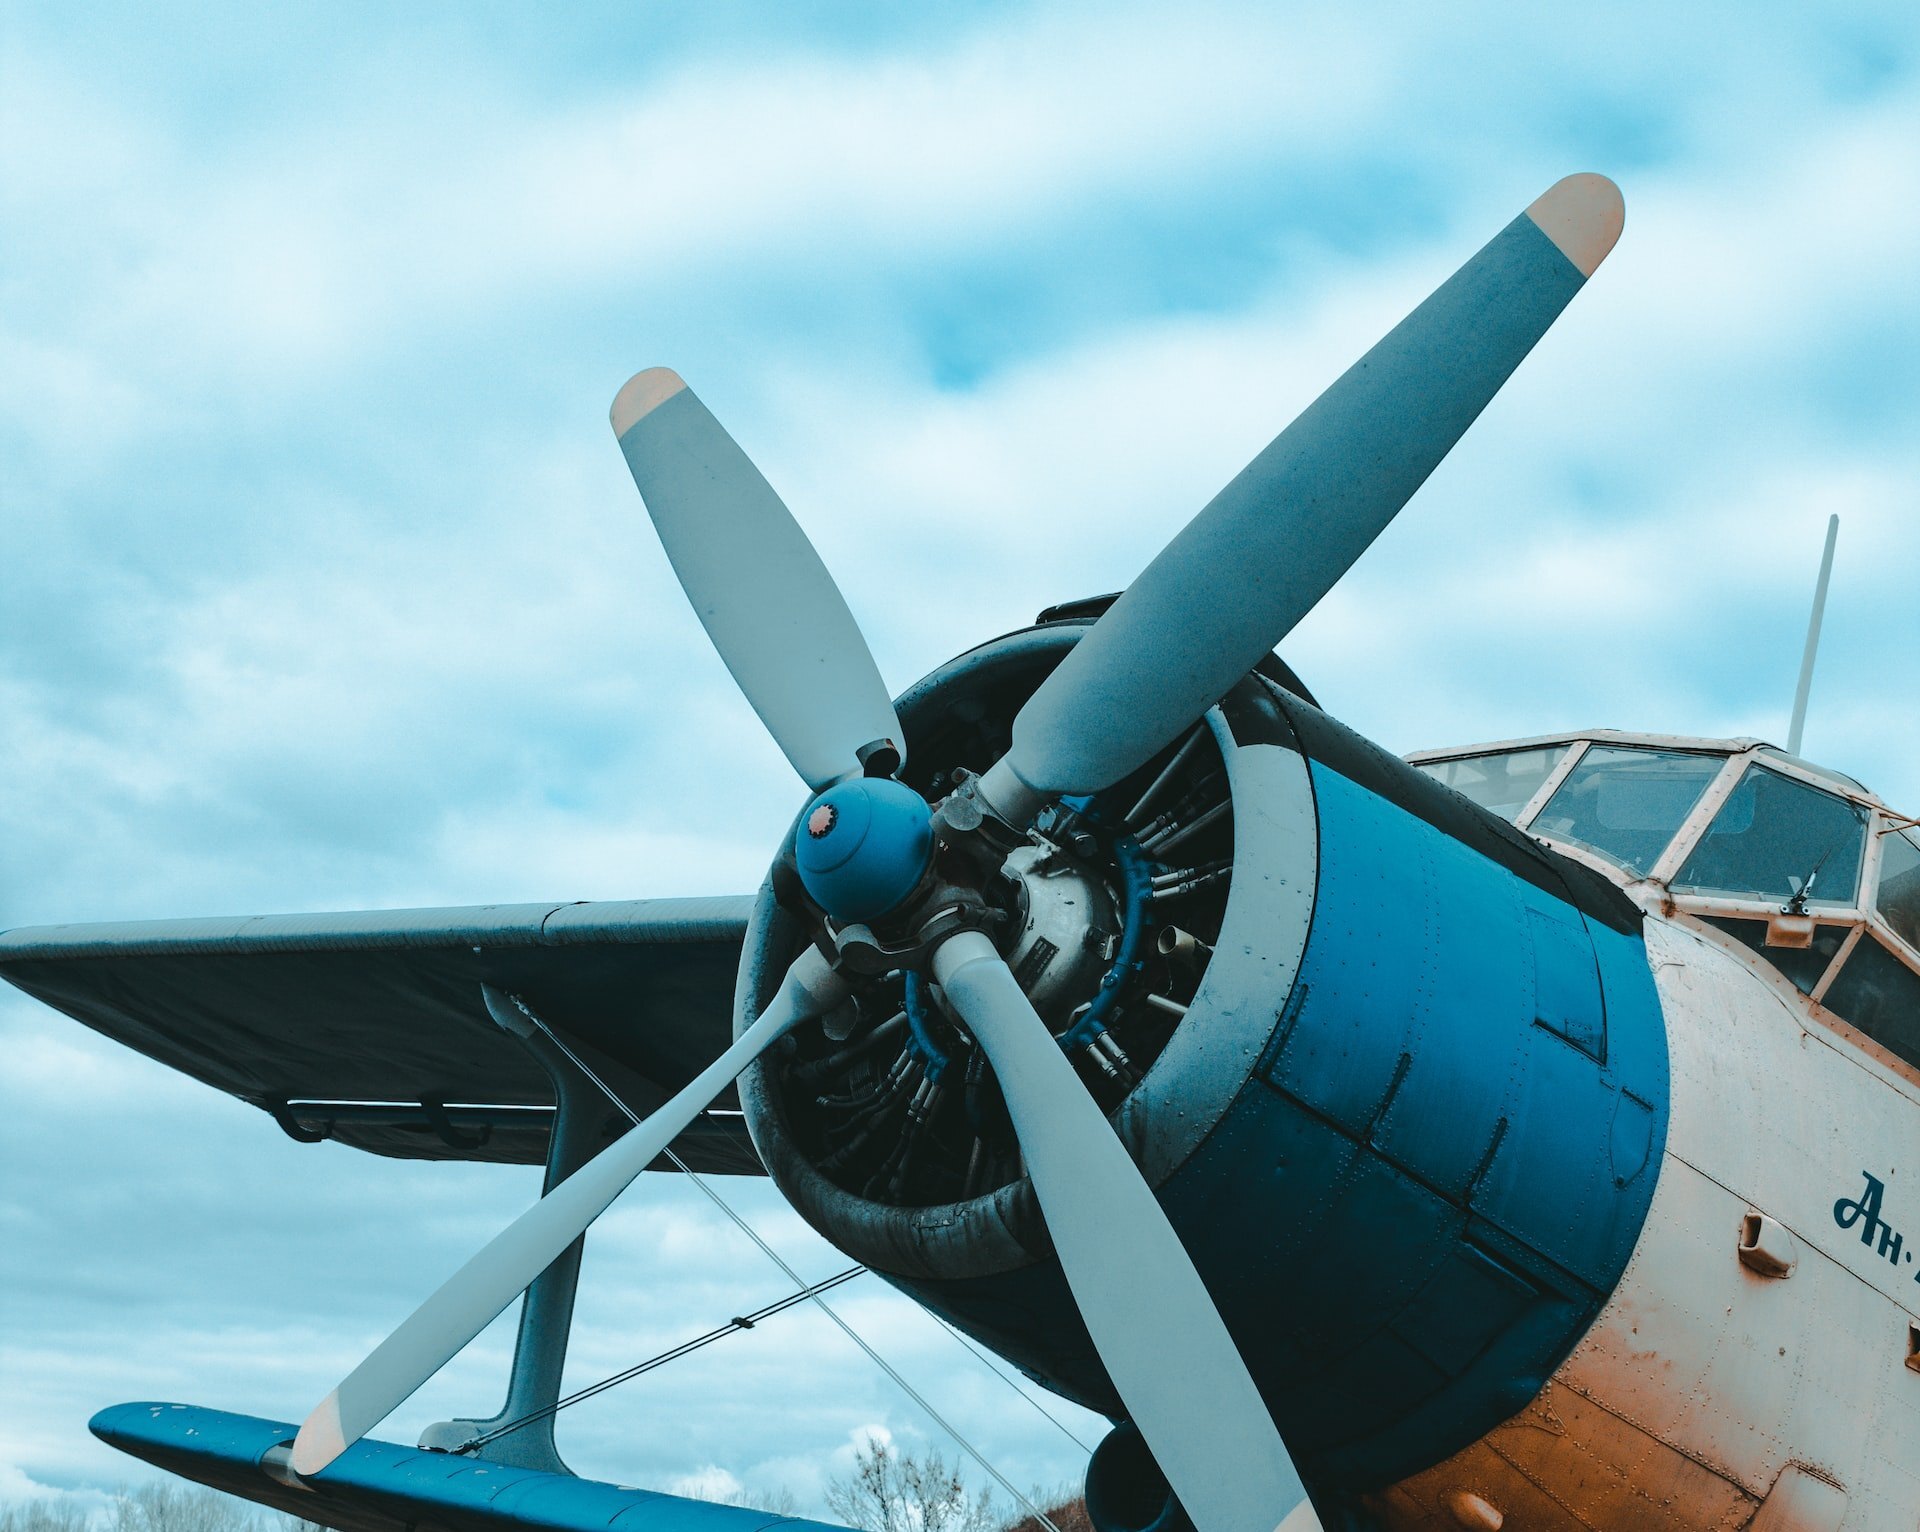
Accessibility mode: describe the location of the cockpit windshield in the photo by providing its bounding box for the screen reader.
[1671,764,1868,908]
[1414,733,1913,948]
[1416,745,1568,822]
[1531,746,1724,878]
[1879,830,1920,950]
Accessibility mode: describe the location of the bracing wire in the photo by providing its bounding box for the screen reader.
[925,1313,1094,1455]
[519,1007,1063,1532]
[460,1266,864,1452]
[662,1145,1062,1532]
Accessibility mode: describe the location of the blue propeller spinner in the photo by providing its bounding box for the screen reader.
[794,778,935,924]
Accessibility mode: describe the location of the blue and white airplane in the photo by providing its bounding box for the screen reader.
[7,172,1916,1532]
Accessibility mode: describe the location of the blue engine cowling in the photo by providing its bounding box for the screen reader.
[736,622,1668,1507]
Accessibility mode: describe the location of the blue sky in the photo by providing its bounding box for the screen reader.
[4,0,1920,1518]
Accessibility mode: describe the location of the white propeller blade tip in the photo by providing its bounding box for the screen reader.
[1525,173,1624,277]
[289,1390,346,1477]
[611,368,689,438]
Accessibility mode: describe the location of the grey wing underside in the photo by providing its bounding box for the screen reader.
[0,896,764,1174]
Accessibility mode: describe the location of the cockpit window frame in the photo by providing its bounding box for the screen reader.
[1412,742,1582,826]
[1526,744,1737,881]
[1640,752,1750,886]
[1666,762,1873,911]
[1858,818,1920,975]
[1410,729,1917,940]
[1513,739,1587,826]
[1417,734,1880,915]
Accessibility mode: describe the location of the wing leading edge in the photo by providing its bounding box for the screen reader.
[0,896,763,1174]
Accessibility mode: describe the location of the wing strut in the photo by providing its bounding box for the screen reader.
[409,986,610,1475]
[497,990,1068,1532]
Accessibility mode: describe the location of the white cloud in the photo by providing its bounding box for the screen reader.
[664,1465,747,1503]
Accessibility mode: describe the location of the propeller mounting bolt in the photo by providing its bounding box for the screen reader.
[855,738,903,779]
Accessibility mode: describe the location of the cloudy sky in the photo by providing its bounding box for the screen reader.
[5,0,1920,1520]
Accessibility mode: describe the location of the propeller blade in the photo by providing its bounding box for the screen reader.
[612,369,904,789]
[978,174,1624,824]
[290,948,847,1477]
[931,931,1320,1532]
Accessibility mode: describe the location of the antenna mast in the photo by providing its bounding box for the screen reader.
[1787,514,1840,756]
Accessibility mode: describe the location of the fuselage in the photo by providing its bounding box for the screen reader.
[1371,733,1920,1532]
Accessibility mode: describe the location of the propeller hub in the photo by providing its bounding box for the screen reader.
[794,778,935,924]
[997,842,1122,1026]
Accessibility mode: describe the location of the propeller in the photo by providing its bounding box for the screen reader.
[932,932,1310,1532]
[288,947,848,1477]
[973,172,1624,828]
[611,368,904,789]
[293,172,1625,1532]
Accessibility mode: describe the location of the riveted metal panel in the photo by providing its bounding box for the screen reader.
[1375,914,1920,1530]
[1164,745,1669,1488]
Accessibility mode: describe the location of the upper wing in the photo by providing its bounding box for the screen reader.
[0,896,764,1173]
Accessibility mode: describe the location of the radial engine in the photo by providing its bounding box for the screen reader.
[740,620,1669,1525]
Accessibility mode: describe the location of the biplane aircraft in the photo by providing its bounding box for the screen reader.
[6,171,1918,1532]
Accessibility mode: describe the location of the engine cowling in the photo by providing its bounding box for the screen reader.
[737,620,1671,1508]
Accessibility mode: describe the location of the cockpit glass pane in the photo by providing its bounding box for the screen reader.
[1417,745,1570,823]
[1672,764,1867,907]
[1877,828,1920,952]
[1534,746,1724,877]
[1822,936,1920,1069]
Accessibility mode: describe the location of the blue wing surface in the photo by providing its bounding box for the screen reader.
[91,1402,849,1532]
